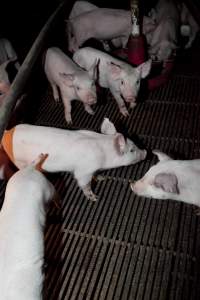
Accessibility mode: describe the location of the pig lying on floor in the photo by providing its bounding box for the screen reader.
[131,150,200,210]
[1,119,146,201]
[0,153,55,300]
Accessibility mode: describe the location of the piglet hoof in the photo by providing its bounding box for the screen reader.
[120,106,129,117]
[129,102,136,109]
[130,181,136,192]
[88,192,98,202]
[83,186,98,201]
[55,97,60,103]
[65,114,72,124]
[85,106,95,115]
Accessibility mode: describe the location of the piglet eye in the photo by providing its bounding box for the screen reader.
[76,86,80,90]
[121,80,124,85]
[130,148,134,153]
[136,80,139,85]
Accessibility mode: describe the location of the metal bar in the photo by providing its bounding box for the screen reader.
[0,0,75,139]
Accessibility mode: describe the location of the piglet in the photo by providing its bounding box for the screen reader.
[1,119,146,201]
[44,47,98,123]
[179,2,200,49]
[148,18,178,62]
[68,1,112,51]
[67,8,132,52]
[0,153,55,300]
[73,47,151,116]
[131,150,200,210]
[148,0,180,61]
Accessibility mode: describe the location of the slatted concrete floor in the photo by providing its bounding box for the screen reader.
[2,44,200,299]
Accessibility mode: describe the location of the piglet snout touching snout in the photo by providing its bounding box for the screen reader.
[132,149,147,164]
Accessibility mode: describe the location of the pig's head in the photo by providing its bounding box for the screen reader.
[101,118,147,166]
[149,40,177,62]
[130,150,180,199]
[59,59,98,105]
[107,60,151,104]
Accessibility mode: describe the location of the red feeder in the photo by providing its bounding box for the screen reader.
[127,35,147,65]
[112,0,175,91]
[148,60,175,90]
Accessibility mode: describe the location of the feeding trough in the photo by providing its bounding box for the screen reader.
[112,0,175,91]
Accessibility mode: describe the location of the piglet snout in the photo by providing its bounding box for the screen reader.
[130,180,142,193]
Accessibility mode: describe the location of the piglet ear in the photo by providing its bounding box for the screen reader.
[154,173,179,194]
[152,150,172,162]
[114,133,126,155]
[88,58,100,81]
[101,118,117,135]
[136,59,152,78]
[107,62,122,80]
[59,73,75,86]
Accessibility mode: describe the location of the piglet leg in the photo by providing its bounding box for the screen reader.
[110,88,129,117]
[84,104,95,115]
[82,183,98,201]
[61,92,72,124]
[51,83,60,102]
[75,171,97,201]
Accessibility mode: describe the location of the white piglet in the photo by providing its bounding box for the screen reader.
[73,47,151,116]
[148,0,180,61]
[131,150,200,211]
[44,47,98,124]
[0,154,55,300]
[2,119,146,201]
[67,8,131,52]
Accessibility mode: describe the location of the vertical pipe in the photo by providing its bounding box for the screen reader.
[127,0,147,65]
[130,0,140,36]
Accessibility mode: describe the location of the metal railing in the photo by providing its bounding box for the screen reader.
[0,0,75,139]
